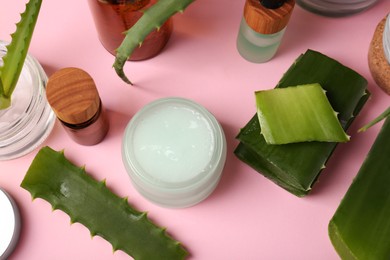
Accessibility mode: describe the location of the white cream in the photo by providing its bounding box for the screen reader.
[133,104,214,183]
[122,97,226,208]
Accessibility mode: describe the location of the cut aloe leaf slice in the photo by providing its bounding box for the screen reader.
[255,83,349,144]
[235,50,369,196]
[329,116,390,259]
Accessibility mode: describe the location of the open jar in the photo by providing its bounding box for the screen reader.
[88,0,173,61]
[122,97,227,208]
[0,41,55,160]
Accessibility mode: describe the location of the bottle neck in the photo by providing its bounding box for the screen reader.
[384,14,390,64]
[260,0,285,9]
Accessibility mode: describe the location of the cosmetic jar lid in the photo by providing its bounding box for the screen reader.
[46,67,100,125]
[122,97,227,208]
[0,188,21,259]
[244,0,295,34]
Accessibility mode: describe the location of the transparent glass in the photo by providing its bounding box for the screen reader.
[0,41,55,160]
[296,0,378,17]
[237,18,286,63]
[122,97,227,208]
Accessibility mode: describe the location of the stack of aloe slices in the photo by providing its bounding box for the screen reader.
[234,49,369,196]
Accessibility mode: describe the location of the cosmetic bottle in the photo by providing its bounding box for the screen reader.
[46,68,109,145]
[368,14,390,95]
[237,0,295,63]
[296,0,378,17]
[88,0,173,61]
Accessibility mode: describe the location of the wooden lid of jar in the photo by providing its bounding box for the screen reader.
[46,67,101,125]
[244,0,295,34]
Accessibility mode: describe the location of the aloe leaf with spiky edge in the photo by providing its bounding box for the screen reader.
[21,146,188,260]
[113,0,195,85]
[0,0,42,109]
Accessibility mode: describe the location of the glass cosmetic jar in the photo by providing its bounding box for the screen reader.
[0,41,55,160]
[122,97,227,208]
[296,0,378,17]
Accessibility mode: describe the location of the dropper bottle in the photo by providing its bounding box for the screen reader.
[237,0,295,63]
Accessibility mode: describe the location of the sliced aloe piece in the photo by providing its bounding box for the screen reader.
[329,116,390,259]
[235,50,369,196]
[255,83,349,144]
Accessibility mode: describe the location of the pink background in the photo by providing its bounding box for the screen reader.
[1,0,390,259]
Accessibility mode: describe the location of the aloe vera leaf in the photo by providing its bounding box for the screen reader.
[113,0,195,84]
[0,0,42,109]
[235,50,369,196]
[329,116,390,259]
[21,146,188,260]
[255,83,349,144]
[358,106,390,132]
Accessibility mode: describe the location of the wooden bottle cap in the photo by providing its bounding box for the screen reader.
[244,0,295,35]
[46,67,101,125]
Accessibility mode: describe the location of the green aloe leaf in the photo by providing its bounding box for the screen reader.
[21,146,188,260]
[358,106,390,132]
[0,0,42,109]
[235,50,369,196]
[329,116,390,259]
[255,83,349,144]
[113,0,195,84]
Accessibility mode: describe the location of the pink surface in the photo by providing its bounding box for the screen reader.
[1,0,390,259]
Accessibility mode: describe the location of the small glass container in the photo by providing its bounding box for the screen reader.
[237,0,295,63]
[0,41,55,160]
[88,0,173,61]
[0,188,21,259]
[122,97,227,208]
[46,67,109,145]
[296,0,378,17]
[368,14,390,95]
